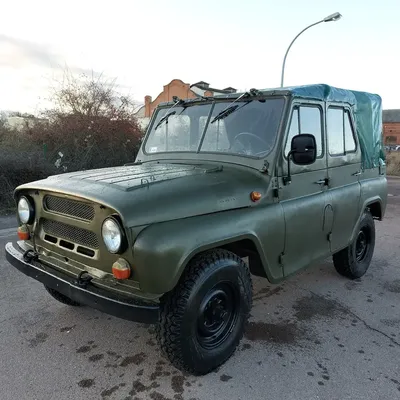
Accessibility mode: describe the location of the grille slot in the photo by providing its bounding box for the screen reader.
[42,219,99,249]
[44,234,57,244]
[60,240,74,250]
[77,246,95,258]
[44,195,95,221]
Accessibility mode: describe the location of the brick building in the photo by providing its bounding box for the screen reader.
[134,79,236,128]
[383,109,400,145]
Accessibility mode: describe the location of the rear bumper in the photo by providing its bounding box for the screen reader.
[5,242,159,324]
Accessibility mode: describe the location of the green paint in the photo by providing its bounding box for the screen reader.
[12,84,387,297]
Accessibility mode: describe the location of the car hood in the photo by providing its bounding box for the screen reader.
[16,162,269,227]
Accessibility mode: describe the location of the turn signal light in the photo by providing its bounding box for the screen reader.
[17,225,30,240]
[250,191,262,202]
[112,258,131,280]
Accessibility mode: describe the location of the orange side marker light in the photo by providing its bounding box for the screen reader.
[250,191,262,202]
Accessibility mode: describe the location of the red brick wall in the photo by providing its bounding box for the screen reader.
[145,79,200,117]
[383,122,400,144]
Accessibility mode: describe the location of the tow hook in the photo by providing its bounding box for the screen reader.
[23,249,39,263]
[75,271,93,288]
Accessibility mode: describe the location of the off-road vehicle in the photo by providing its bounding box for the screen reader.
[5,84,387,374]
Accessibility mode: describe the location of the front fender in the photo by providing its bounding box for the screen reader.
[131,205,284,294]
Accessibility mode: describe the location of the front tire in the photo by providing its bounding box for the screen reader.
[333,210,375,279]
[44,286,81,306]
[156,249,253,375]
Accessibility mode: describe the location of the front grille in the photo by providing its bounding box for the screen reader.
[44,195,95,221]
[42,219,99,249]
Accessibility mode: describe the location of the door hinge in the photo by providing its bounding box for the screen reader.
[327,232,332,242]
[279,252,285,265]
[272,177,280,198]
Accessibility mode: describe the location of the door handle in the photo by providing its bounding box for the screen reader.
[352,171,361,176]
[314,178,329,185]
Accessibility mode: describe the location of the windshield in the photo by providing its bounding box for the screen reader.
[144,97,285,158]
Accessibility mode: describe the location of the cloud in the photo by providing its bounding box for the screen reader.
[0,35,103,79]
[0,34,61,69]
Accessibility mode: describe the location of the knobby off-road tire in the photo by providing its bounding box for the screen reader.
[156,249,253,375]
[44,285,81,306]
[333,210,375,279]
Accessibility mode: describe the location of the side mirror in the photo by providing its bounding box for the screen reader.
[283,134,317,185]
[290,134,317,165]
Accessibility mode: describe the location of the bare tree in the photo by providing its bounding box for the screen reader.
[29,68,144,171]
[0,68,145,212]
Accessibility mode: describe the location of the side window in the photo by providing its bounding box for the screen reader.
[300,107,323,157]
[327,108,344,155]
[327,107,357,156]
[284,109,299,156]
[344,111,356,152]
[284,106,323,157]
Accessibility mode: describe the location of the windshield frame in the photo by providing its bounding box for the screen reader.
[137,95,289,169]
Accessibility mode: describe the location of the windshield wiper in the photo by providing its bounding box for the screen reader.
[210,89,262,124]
[210,105,239,124]
[154,96,186,130]
[154,111,176,130]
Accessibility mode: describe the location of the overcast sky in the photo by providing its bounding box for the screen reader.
[1,0,399,113]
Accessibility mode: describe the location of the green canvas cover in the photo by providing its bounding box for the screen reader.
[269,84,384,169]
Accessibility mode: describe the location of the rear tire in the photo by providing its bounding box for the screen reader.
[333,210,375,279]
[44,286,81,306]
[156,249,252,375]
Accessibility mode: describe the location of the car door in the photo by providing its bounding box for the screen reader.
[277,102,332,277]
[326,105,361,252]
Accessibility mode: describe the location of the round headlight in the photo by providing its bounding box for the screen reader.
[18,197,33,224]
[102,218,123,253]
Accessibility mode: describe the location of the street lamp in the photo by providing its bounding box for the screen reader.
[280,12,342,87]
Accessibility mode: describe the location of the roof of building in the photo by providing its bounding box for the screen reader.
[190,81,237,94]
[193,81,209,88]
[383,109,400,123]
[223,87,237,92]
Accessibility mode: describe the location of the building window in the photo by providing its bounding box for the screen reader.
[385,136,397,144]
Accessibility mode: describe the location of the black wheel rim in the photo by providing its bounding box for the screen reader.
[196,283,239,350]
[355,228,369,262]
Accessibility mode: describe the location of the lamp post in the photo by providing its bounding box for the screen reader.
[280,12,342,87]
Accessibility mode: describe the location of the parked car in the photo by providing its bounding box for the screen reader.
[385,145,400,152]
[5,83,387,375]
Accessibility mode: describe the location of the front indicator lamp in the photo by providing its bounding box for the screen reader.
[112,258,131,280]
[17,225,30,240]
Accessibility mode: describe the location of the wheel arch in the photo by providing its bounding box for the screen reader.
[349,196,381,243]
[179,235,272,283]
[186,236,269,280]
[366,200,383,220]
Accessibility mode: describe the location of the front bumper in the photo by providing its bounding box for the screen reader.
[5,242,159,324]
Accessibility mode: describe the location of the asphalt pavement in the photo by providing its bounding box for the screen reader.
[0,179,399,400]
